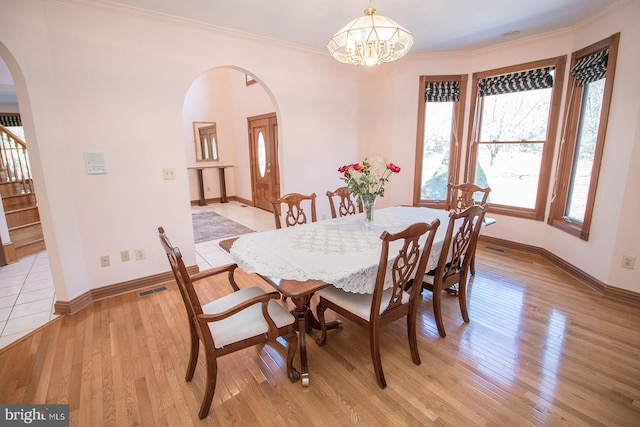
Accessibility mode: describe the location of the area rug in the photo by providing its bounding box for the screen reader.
[192,211,255,243]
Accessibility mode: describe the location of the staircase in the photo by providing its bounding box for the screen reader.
[0,124,44,262]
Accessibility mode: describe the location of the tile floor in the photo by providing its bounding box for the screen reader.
[0,251,57,348]
[191,201,275,271]
[0,201,274,349]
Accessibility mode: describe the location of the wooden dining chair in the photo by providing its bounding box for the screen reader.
[315,219,440,388]
[446,182,491,212]
[269,192,317,229]
[421,204,486,338]
[446,182,491,275]
[326,186,363,218]
[158,227,299,419]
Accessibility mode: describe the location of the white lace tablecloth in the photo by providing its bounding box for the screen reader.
[230,206,452,294]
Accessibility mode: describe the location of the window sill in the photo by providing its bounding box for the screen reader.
[549,218,589,241]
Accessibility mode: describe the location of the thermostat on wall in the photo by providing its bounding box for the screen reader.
[84,151,108,174]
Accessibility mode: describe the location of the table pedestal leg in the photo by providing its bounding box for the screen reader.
[290,295,311,386]
[309,312,341,331]
[289,294,342,387]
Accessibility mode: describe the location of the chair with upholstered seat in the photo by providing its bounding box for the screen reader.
[158,226,299,419]
[421,204,486,338]
[269,192,317,229]
[446,183,491,274]
[326,186,363,218]
[315,219,440,388]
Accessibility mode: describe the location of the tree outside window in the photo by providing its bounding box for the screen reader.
[476,87,551,209]
[467,57,566,220]
[565,79,604,221]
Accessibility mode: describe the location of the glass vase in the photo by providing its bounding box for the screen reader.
[360,194,378,230]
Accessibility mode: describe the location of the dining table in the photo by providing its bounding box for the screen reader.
[220,205,454,385]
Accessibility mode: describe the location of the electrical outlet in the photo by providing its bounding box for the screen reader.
[135,248,146,260]
[621,255,636,270]
[120,250,130,262]
[163,168,176,180]
[100,255,110,267]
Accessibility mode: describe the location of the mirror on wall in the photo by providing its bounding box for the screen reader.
[193,121,219,161]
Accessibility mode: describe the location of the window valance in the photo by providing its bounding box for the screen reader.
[571,48,608,86]
[0,114,21,127]
[425,81,460,102]
[478,67,555,96]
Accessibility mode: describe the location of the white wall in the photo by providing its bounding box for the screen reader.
[0,0,362,301]
[564,1,640,291]
[224,69,277,201]
[0,0,638,303]
[183,68,235,201]
[0,55,18,111]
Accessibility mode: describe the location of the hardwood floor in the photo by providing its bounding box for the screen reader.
[1,244,639,426]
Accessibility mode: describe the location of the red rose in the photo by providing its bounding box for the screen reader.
[352,163,362,171]
[386,163,401,173]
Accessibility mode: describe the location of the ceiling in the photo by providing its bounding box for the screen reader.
[0,0,619,104]
[105,0,618,53]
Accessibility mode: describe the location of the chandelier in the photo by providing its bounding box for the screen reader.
[327,3,413,66]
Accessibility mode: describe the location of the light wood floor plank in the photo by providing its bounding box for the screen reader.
[1,245,640,426]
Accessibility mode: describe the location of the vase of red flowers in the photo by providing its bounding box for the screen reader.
[337,158,401,229]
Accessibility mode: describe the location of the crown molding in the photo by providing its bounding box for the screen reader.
[50,0,326,57]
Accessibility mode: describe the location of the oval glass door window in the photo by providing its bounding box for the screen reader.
[257,132,267,178]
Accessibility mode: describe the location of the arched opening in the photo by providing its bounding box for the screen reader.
[0,45,57,347]
[183,67,280,208]
[182,66,280,247]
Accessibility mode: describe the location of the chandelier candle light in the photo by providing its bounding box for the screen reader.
[328,1,413,66]
[338,158,401,229]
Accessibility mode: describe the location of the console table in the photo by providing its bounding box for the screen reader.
[188,165,233,206]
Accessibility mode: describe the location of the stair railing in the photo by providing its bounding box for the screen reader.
[0,123,33,194]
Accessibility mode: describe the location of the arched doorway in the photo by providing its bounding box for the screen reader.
[0,50,56,348]
[182,67,279,212]
[0,56,45,263]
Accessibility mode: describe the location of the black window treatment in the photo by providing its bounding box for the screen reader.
[571,48,609,86]
[425,81,460,102]
[0,114,21,127]
[478,67,555,96]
